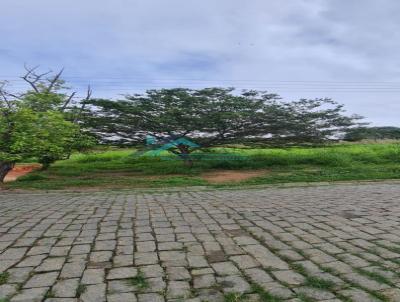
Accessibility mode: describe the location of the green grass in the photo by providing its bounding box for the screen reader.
[303,276,336,290]
[320,266,336,275]
[355,268,394,286]
[126,271,149,290]
[0,272,9,285]
[251,284,284,302]
[223,292,247,302]
[289,263,307,275]
[297,293,316,302]
[44,289,55,299]
[4,143,400,190]
[0,272,11,302]
[290,262,336,291]
[76,284,87,297]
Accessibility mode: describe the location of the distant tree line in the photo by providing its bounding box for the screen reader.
[343,126,400,141]
[0,67,374,179]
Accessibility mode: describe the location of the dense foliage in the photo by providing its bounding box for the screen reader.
[344,126,400,141]
[0,67,94,182]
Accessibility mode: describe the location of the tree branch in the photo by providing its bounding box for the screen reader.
[61,92,76,112]
[22,64,53,93]
[0,82,13,110]
[73,86,92,123]
[46,68,64,92]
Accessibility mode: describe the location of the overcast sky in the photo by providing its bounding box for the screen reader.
[1,0,400,126]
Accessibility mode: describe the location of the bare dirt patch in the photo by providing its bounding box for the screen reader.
[201,169,267,184]
[4,164,42,182]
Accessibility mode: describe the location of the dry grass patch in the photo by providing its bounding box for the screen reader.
[201,169,268,183]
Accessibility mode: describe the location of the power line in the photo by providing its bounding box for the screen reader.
[4,87,400,92]
[3,77,400,93]
[3,76,400,84]
[6,81,400,88]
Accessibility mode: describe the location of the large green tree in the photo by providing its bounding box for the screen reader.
[85,88,364,164]
[0,66,94,182]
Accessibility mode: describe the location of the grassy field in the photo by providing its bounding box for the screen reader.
[3,143,400,190]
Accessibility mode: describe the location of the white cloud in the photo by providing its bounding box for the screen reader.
[1,0,400,125]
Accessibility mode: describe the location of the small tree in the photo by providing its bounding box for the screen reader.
[0,108,79,178]
[85,88,364,165]
[0,66,94,182]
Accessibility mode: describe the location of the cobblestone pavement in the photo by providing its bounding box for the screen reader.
[1,183,400,301]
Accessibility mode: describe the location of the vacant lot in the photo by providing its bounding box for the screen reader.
[2,143,400,190]
[1,183,400,301]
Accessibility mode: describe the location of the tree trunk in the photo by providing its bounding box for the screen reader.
[0,161,15,183]
[177,144,193,168]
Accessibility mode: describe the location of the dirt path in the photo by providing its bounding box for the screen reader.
[201,169,267,183]
[4,164,42,182]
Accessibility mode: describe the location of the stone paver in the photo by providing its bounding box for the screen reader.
[1,182,400,301]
